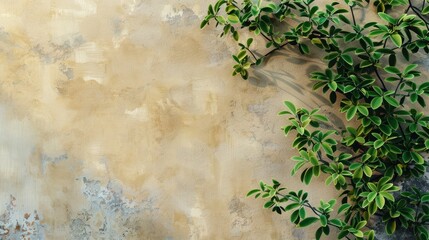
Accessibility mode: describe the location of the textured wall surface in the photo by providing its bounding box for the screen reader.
[0,1,343,239]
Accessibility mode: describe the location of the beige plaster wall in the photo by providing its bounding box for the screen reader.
[0,1,342,239]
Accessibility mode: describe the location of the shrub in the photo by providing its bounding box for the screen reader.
[201,0,429,239]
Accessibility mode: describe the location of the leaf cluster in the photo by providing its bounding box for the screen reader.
[202,0,429,239]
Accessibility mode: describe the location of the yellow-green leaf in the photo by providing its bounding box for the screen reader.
[390,33,402,47]
[228,14,240,24]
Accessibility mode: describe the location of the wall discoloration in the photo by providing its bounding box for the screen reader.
[0,196,44,239]
[0,1,341,239]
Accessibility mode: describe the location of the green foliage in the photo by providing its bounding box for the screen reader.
[202,0,429,239]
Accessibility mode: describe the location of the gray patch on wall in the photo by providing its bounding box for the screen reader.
[32,35,85,64]
[228,196,252,237]
[41,153,68,175]
[0,195,45,239]
[69,178,157,239]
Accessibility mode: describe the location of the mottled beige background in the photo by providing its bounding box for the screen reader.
[0,0,343,239]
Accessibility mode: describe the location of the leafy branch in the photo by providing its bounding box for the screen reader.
[201,0,429,239]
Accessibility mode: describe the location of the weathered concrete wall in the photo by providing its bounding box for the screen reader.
[0,1,341,239]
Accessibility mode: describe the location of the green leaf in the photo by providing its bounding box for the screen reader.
[422,6,429,15]
[312,114,329,122]
[384,96,399,107]
[247,189,260,197]
[299,207,306,219]
[368,192,377,202]
[402,47,410,61]
[329,219,343,227]
[302,22,312,33]
[368,201,377,215]
[298,217,319,227]
[233,31,239,41]
[215,16,226,24]
[357,106,369,116]
[378,12,396,24]
[285,203,301,211]
[321,142,333,156]
[354,230,364,238]
[421,194,429,202]
[384,66,401,74]
[338,203,350,214]
[329,91,337,104]
[237,50,247,61]
[363,166,373,177]
[341,54,353,65]
[227,14,240,24]
[356,220,367,229]
[291,209,299,223]
[264,201,275,208]
[371,97,383,109]
[360,60,373,68]
[299,44,310,54]
[380,191,395,202]
[259,181,265,191]
[328,81,337,91]
[338,230,349,239]
[320,215,327,227]
[388,54,396,66]
[339,14,351,24]
[346,106,357,121]
[303,168,314,185]
[251,5,260,16]
[200,19,209,29]
[390,33,402,48]
[259,20,270,33]
[284,101,297,115]
[411,151,424,164]
[375,195,385,209]
[246,38,253,47]
[367,230,375,240]
[353,167,363,180]
[385,220,396,235]
[315,227,323,240]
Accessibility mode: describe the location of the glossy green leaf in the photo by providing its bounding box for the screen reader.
[291,209,299,223]
[378,12,396,24]
[346,106,357,121]
[320,215,328,227]
[246,38,253,47]
[247,189,260,197]
[390,33,402,48]
[384,96,399,107]
[337,203,350,214]
[298,217,319,227]
[375,195,385,209]
[422,6,429,15]
[385,220,396,235]
[227,14,240,24]
[341,54,353,65]
[371,97,383,109]
[421,194,429,203]
[384,66,401,74]
[357,106,369,116]
[363,166,372,177]
[283,101,297,115]
[285,203,301,211]
[264,201,275,208]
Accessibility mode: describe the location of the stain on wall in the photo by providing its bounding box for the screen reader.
[0,0,343,239]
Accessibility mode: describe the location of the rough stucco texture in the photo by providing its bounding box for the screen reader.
[0,1,341,239]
